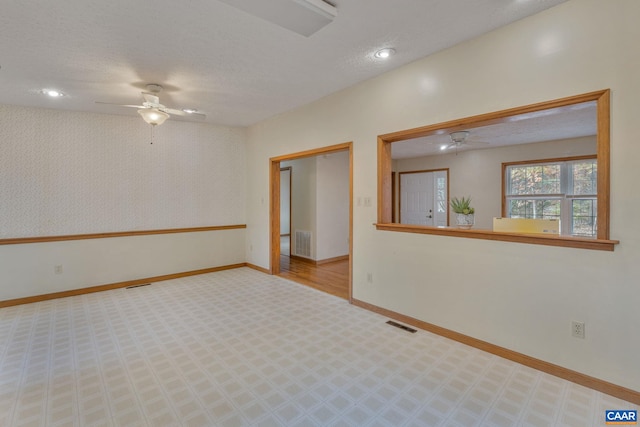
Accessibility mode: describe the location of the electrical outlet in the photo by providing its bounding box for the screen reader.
[571,321,585,339]
[54,265,63,275]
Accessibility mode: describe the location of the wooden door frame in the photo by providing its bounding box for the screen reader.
[269,142,353,301]
[279,167,292,240]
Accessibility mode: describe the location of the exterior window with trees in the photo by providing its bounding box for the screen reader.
[504,157,597,238]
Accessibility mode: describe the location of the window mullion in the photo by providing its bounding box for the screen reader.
[561,163,571,234]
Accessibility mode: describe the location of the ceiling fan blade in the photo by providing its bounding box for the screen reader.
[142,92,160,105]
[95,101,144,108]
[161,107,188,116]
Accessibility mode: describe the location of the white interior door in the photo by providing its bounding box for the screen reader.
[400,171,448,226]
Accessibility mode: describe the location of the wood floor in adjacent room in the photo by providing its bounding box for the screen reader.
[278,256,350,300]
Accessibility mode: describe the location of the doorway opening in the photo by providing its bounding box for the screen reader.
[270,142,353,301]
[280,167,292,256]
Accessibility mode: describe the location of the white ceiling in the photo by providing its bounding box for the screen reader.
[0,0,567,127]
[391,101,597,159]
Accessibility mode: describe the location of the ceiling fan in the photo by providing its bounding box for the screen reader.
[440,131,489,152]
[96,84,204,126]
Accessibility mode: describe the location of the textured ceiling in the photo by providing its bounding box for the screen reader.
[392,101,597,159]
[0,0,566,127]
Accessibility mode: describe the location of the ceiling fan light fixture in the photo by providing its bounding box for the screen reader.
[138,108,169,126]
[449,131,469,143]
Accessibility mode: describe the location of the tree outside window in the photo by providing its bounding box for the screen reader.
[505,158,597,238]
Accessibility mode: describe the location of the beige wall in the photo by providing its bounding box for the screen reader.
[282,157,317,259]
[316,151,350,260]
[0,105,246,237]
[394,136,596,229]
[245,0,640,391]
[0,229,246,301]
[0,105,247,300]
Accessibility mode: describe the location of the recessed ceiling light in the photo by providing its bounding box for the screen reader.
[182,108,198,114]
[41,89,64,97]
[374,48,396,59]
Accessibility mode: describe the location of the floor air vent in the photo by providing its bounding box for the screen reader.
[294,230,312,257]
[126,283,152,289]
[386,320,417,333]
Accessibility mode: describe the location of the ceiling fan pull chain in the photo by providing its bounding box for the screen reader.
[150,125,154,145]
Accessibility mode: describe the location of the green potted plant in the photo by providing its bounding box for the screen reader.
[450,196,475,229]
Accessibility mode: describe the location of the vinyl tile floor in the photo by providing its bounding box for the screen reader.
[0,268,636,426]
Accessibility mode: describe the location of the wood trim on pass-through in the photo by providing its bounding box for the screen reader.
[596,90,610,239]
[375,223,618,251]
[352,299,640,405]
[0,224,247,246]
[377,89,617,251]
